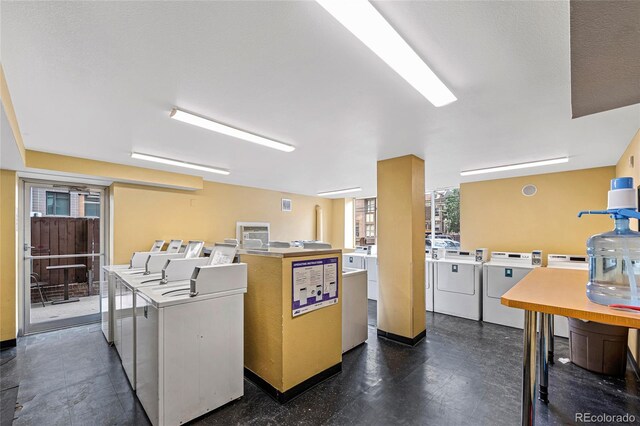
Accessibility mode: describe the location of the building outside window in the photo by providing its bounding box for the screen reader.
[426,188,461,249]
[32,188,101,218]
[83,195,101,217]
[46,191,71,216]
[354,197,377,246]
[353,191,459,249]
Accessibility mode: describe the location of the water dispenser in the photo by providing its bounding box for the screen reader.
[578,177,640,307]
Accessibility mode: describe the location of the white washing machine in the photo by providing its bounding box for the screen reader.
[342,268,368,353]
[546,254,588,338]
[434,248,488,320]
[114,241,212,389]
[483,250,542,329]
[136,263,247,426]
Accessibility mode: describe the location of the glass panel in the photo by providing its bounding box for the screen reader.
[27,185,103,331]
[55,193,70,216]
[355,197,377,246]
[46,192,55,215]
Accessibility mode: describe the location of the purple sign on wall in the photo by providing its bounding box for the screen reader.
[291,257,339,317]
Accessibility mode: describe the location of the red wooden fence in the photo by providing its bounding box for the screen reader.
[30,217,100,286]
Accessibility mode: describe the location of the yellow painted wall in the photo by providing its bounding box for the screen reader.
[112,181,335,264]
[0,65,26,164]
[329,198,354,250]
[26,150,203,190]
[0,170,17,342]
[330,199,346,249]
[377,155,426,339]
[615,128,640,365]
[460,167,615,260]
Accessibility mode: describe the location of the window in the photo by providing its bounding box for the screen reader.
[365,199,376,212]
[354,197,377,246]
[365,224,375,237]
[84,195,100,217]
[425,188,461,249]
[46,192,70,216]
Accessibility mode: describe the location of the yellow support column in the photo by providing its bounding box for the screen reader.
[376,155,426,345]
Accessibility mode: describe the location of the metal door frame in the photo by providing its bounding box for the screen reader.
[19,178,110,335]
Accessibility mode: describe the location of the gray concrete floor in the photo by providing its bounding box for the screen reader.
[30,295,100,324]
[1,301,639,425]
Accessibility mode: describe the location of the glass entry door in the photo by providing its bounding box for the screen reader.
[23,181,106,334]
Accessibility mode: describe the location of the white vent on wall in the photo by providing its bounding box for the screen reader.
[281,198,292,212]
[522,184,538,197]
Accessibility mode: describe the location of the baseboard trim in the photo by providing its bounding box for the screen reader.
[377,329,426,347]
[0,339,17,350]
[244,362,342,404]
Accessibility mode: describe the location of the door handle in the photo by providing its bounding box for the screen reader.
[24,244,35,252]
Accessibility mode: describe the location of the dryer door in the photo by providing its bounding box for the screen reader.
[436,262,477,295]
[486,266,532,299]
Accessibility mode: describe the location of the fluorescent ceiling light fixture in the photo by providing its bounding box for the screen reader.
[170,108,295,153]
[460,157,569,176]
[317,187,362,196]
[131,152,230,175]
[316,0,456,107]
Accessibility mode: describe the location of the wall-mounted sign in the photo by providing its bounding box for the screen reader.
[292,257,338,317]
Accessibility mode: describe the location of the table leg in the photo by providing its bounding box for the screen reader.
[63,268,70,301]
[538,313,549,404]
[51,268,80,304]
[548,315,554,365]
[522,310,538,426]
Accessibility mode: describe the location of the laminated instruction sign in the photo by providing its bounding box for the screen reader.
[292,257,339,317]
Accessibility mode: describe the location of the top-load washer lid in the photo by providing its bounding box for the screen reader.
[183,240,205,258]
[547,254,588,270]
[209,244,237,265]
[149,240,165,252]
[140,263,248,308]
[166,240,183,253]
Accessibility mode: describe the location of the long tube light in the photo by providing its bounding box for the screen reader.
[316,0,456,107]
[170,108,295,153]
[131,152,230,175]
[317,187,362,196]
[460,157,569,177]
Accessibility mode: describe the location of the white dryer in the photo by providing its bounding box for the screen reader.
[546,254,588,338]
[434,248,487,320]
[483,250,542,328]
[365,255,378,301]
[343,252,367,270]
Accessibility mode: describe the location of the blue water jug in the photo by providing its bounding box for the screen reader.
[579,177,640,307]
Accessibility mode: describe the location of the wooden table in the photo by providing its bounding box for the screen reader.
[46,264,86,304]
[502,268,640,426]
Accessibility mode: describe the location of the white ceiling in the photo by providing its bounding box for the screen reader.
[2,1,639,197]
